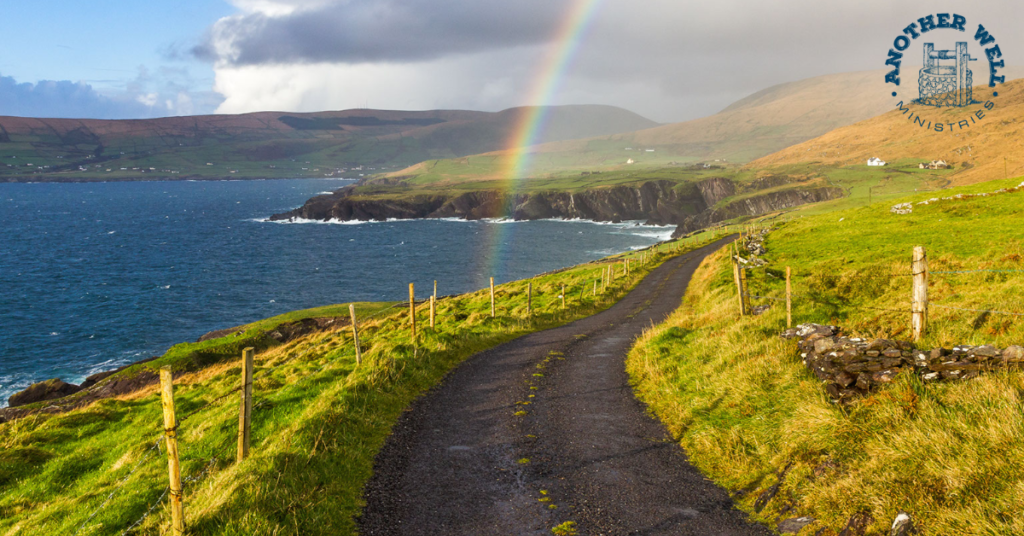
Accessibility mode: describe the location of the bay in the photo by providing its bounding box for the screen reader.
[0,178,673,406]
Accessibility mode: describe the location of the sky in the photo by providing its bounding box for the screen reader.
[1,0,1021,123]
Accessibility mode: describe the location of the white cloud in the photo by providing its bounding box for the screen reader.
[214,47,540,114]
[136,92,159,107]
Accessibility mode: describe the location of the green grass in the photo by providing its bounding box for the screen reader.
[627,176,1024,535]
[0,236,728,535]
[766,159,957,216]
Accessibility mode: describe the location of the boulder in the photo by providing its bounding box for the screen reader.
[890,512,917,536]
[835,371,855,387]
[867,339,895,351]
[872,369,899,383]
[814,338,836,353]
[8,379,82,408]
[80,370,117,390]
[972,345,1000,358]
[1002,346,1024,362]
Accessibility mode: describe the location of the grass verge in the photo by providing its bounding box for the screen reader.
[0,235,725,535]
[627,177,1024,535]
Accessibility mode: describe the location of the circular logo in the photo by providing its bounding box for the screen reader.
[883,14,1005,133]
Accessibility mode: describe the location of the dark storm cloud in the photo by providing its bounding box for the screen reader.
[203,0,1024,122]
[197,0,571,65]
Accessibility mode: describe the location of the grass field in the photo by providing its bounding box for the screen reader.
[627,177,1024,535]
[0,236,731,535]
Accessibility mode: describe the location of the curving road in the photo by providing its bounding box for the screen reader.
[360,237,771,535]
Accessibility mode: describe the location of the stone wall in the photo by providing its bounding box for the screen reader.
[782,324,1024,402]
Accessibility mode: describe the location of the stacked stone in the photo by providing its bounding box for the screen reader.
[782,323,1024,402]
[739,228,770,267]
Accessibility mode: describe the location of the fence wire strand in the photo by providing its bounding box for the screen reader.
[73,436,165,536]
[930,303,1024,317]
[932,269,1024,275]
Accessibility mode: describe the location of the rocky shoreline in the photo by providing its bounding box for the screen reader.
[0,315,354,423]
[269,178,844,237]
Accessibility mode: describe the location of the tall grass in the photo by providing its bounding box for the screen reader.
[0,239,716,535]
[627,178,1024,535]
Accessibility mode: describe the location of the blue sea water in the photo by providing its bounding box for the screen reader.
[0,179,674,406]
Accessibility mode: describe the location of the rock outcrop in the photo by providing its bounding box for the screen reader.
[271,177,843,234]
[671,186,844,237]
[271,180,708,225]
[7,379,82,407]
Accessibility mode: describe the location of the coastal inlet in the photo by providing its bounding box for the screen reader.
[0,178,677,406]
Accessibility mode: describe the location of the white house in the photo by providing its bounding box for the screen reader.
[867,157,887,166]
[626,158,635,165]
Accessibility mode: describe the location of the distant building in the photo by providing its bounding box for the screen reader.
[626,158,635,165]
[867,157,886,166]
[920,160,949,169]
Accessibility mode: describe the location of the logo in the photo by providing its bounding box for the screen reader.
[883,14,1005,132]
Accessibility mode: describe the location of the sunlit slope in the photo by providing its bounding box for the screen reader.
[386,71,901,185]
[750,78,1024,186]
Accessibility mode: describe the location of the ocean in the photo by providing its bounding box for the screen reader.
[0,178,674,406]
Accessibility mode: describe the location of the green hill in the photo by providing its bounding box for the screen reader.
[0,105,657,182]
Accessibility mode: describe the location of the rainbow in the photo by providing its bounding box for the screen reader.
[479,0,606,278]
[504,0,606,189]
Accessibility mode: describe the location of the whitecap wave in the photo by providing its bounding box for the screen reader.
[250,217,372,225]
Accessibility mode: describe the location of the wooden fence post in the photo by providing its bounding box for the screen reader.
[593,279,597,296]
[409,283,416,339]
[733,259,745,316]
[490,277,495,318]
[159,366,185,536]
[912,246,929,341]
[785,267,792,329]
[349,304,361,365]
[433,280,437,299]
[429,295,436,329]
[237,348,254,463]
[739,264,750,314]
[527,281,532,317]
[561,284,566,309]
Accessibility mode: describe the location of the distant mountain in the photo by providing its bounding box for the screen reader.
[749,77,1024,186]
[620,70,897,161]
[385,71,921,185]
[0,105,657,182]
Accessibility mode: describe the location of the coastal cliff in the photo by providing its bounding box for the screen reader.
[270,177,843,233]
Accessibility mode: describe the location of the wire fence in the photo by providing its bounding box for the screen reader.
[8,229,742,534]
[736,239,1024,327]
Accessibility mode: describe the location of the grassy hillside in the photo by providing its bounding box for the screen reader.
[750,78,1024,187]
[0,105,656,182]
[0,234,731,535]
[628,177,1024,535]
[383,71,900,186]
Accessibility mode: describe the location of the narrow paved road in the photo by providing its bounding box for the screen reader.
[360,237,771,535]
